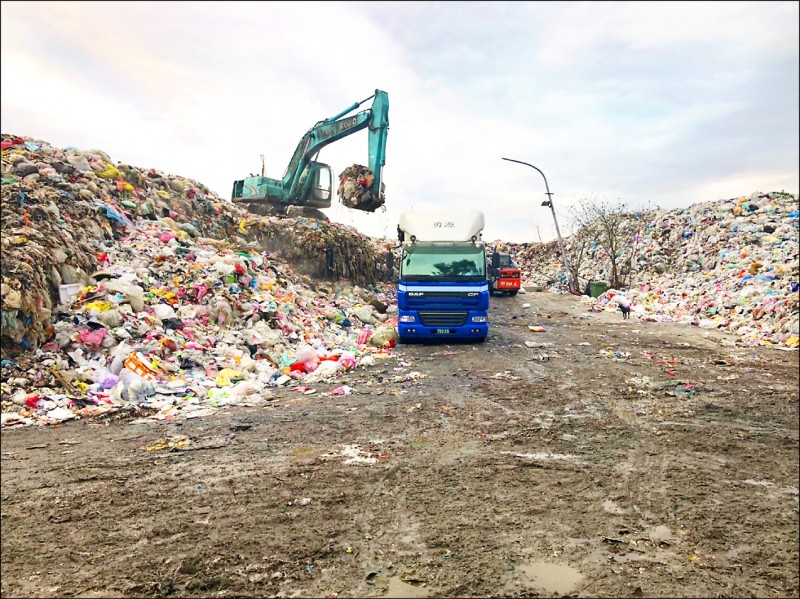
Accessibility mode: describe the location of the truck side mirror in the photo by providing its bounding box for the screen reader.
[491,252,500,269]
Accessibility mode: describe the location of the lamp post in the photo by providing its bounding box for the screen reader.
[501,157,574,291]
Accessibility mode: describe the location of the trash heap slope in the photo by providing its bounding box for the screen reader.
[0,215,401,428]
[500,191,799,348]
[1,133,387,352]
[1,133,403,428]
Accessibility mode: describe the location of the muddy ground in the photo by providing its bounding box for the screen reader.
[1,291,798,599]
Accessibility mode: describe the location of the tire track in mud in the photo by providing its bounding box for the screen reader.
[340,301,602,597]
[330,317,586,597]
[339,350,521,597]
[425,294,798,598]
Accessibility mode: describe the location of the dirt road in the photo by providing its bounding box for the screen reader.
[2,292,798,598]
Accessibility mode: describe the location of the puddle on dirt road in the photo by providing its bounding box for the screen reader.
[611,551,665,564]
[602,499,629,515]
[612,403,638,426]
[722,544,754,560]
[500,451,579,461]
[291,446,322,460]
[521,561,582,596]
[648,524,677,545]
[375,576,430,598]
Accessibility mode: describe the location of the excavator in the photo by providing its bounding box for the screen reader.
[231,89,389,219]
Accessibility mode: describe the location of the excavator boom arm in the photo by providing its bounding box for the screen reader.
[366,91,389,200]
[283,90,389,201]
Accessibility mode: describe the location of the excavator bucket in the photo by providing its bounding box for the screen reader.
[336,164,385,212]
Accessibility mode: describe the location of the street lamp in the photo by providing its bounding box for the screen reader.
[501,157,574,291]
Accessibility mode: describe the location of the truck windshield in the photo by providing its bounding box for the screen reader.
[401,245,486,281]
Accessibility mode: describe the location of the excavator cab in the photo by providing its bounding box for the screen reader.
[232,160,332,213]
[299,161,332,208]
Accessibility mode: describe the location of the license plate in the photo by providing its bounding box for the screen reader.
[435,328,450,334]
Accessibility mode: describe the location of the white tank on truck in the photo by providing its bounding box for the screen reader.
[397,210,485,243]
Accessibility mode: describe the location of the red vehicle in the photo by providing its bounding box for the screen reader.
[487,251,521,296]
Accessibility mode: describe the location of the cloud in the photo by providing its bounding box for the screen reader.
[2,0,797,244]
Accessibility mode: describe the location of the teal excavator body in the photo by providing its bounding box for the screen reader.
[232,89,389,216]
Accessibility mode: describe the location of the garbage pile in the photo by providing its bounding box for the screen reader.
[505,240,568,289]
[243,216,386,287]
[0,215,401,428]
[507,192,799,349]
[1,134,388,353]
[1,133,406,427]
[337,164,385,212]
[499,208,660,290]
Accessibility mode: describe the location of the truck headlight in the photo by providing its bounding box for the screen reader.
[399,315,416,323]
[471,316,488,323]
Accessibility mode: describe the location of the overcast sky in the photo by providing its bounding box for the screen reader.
[2,1,798,243]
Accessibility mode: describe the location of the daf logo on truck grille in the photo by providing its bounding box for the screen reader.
[408,292,424,297]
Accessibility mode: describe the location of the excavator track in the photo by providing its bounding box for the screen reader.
[237,200,329,222]
[286,206,330,221]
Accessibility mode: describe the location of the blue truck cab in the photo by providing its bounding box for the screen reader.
[390,210,489,343]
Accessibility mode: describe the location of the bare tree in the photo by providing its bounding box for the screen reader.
[567,196,651,290]
[565,225,593,293]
